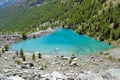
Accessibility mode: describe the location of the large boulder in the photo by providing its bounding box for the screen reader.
[0,74,24,80]
[0,74,11,80]
[21,62,34,69]
[102,69,120,80]
[43,71,67,80]
[76,72,104,80]
[51,71,67,80]
[76,69,120,80]
[8,76,24,80]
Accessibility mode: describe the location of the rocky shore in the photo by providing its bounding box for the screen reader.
[0,27,56,48]
[0,33,21,48]
[0,48,120,80]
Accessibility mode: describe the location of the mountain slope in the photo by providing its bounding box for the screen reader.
[0,0,120,41]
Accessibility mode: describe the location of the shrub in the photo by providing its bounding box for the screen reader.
[2,48,4,53]
[42,64,47,68]
[38,52,42,59]
[72,53,75,56]
[15,51,18,56]
[44,64,47,68]
[32,53,36,60]
[22,55,26,61]
[22,33,27,40]
[16,60,21,65]
[12,55,15,59]
[118,59,120,61]
[68,59,72,64]
[4,44,9,51]
[20,48,24,58]
[0,53,1,57]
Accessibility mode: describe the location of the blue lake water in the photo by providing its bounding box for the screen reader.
[10,28,113,55]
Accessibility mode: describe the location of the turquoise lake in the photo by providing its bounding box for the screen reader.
[10,28,113,55]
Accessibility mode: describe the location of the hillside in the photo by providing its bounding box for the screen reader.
[0,0,120,41]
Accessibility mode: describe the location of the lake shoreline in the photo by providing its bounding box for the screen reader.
[10,28,113,56]
[0,28,120,80]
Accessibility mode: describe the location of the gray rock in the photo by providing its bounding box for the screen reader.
[69,62,77,66]
[109,48,120,61]
[8,76,24,80]
[51,71,67,79]
[42,73,51,79]
[0,74,11,80]
[67,77,74,80]
[102,69,120,80]
[21,62,34,69]
[76,72,104,80]
[39,66,44,70]
[76,69,120,80]
[42,71,67,80]
[71,56,76,59]
[0,74,24,80]
[61,57,70,60]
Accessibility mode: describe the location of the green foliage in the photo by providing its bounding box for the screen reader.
[22,33,27,40]
[15,51,18,56]
[4,44,9,51]
[72,53,75,56]
[2,48,5,53]
[42,64,47,68]
[16,60,22,65]
[68,59,72,64]
[38,52,42,59]
[20,48,24,58]
[20,49,26,61]
[0,0,120,41]
[0,53,1,57]
[32,53,36,60]
[22,55,26,61]
[12,55,15,59]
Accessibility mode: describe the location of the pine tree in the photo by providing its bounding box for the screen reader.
[4,44,9,51]
[22,56,26,61]
[32,53,36,60]
[38,52,42,59]
[20,48,24,58]
[15,51,18,56]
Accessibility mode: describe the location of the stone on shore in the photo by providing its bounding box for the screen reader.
[42,71,67,80]
[8,76,24,80]
[21,62,34,69]
[76,69,120,80]
[0,74,24,80]
[76,72,104,80]
[102,69,120,80]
